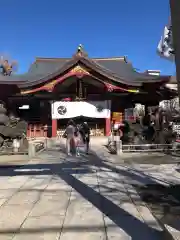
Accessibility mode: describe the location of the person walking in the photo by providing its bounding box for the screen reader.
[74,124,81,156]
[64,119,76,156]
[80,122,90,154]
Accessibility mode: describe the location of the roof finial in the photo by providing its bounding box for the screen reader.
[77,44,84,55]
[78,44,83,52]
[74,44,88,57]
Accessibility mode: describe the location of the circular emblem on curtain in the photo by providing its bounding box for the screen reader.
[96,105,104,112]
[57,106,67,115]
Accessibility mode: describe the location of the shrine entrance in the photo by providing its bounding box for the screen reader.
[57,116,105,137]
[52,100,111,137]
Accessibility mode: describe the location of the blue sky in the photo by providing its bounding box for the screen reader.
[0,0,175,75]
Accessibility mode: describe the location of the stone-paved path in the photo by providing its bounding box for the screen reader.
[0,142,178,239]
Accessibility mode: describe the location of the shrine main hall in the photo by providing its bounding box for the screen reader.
[0,45,176,138]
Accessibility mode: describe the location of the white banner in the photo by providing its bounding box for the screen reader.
[157,19,174,61]
[51,101,111,119]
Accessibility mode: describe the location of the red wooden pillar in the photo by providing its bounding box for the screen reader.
[52,119,57,137]
[105,117,111,136]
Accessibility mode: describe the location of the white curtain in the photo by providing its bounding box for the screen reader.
[51,101,111,119]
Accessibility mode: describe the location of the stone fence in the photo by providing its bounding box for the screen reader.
[28,139,45,158]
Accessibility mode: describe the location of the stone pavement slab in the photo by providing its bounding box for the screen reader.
[0,143,175,239]
[97,168,164,239]
[13,215,64,240]
[60,193,106,240]
[93,144,180,239]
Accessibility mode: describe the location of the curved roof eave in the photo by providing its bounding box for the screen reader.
[17,56,141,88]
[0,55,169,88]
[81,57,169,84]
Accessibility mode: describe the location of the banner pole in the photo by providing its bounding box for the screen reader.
[169,0,180,107]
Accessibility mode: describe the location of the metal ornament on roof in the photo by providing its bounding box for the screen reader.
[0,55,18,76]
[74,44,88,58]
[78,44,83,52]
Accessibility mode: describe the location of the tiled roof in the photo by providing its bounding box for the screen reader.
[0,51,170,88]
[27,56,171,84]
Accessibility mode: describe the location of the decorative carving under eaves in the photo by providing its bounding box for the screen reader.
[75,96,86,101]
[70,65,90,78]
[106,83,114,92]
[43,80,57,90]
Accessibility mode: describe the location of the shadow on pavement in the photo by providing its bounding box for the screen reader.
[0,150,172,239]
[135,184,180,232]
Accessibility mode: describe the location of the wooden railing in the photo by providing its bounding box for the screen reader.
[27,125,105,139]
[27,124,48,138]
[57,128,105,137]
